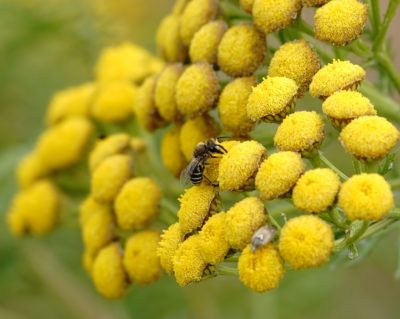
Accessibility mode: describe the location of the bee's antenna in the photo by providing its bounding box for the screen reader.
[216,136,231,141]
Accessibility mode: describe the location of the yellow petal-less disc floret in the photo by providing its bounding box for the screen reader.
[217,24,266,77]
[79,196,112,227]
[161,125,187,177]
[190,20,228,64]
[123,230,162,285]
[224,197,267,249]
[302,0,330,6]
[238,244,285,293]
[339,116,399,160]
[292,168,340,213]
[16,151,48,189]
[157,223,184,275]
[114,177,161,230]
[252,0,302,34]
[219,141,267,191]
[255,151,305,200]
[309,60,366,99]
[240,0,255,12]
[315,0,368,46]
[274,111,324,155]
[338,174,394,221]
[247,76,298,123]
[92,243,128,299]
[156,15,187,62]
[218,77,256,136]
[279,215,334,269]
[176,62,220,118]
[268,40,320,95]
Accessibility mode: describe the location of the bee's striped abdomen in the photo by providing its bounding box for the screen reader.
[190,164,204,185]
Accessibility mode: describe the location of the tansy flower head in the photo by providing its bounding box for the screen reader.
[178,184,218,235]
[91,154,133,203]
[157,223,184,275]
[82,249,95,274]
[224,197,267,249]
[161,125,187,177]
[123,230,162,285]
[176,62,220,118]
[16,151,48,189]
[92,243,128,299]
[252,0,302,34]
[255,151,305,200]
[274,111,324,156]
[302,0,330,6]
[190,20,228,65]
[36,117,93,171]
[279,215,334,269]
[268,40,320,95]
[154,63,183,122]
[217,23,266,77]
[115,177,161,230]
[218,141,267,191]
[240,0,255,13]
[247,76,298,123]
[322,91,377,129]
[238,244,285,293]
[315,0,368,46]
[338,173,394,221]
[292,168,340,213]
[79,196,112,227]
[310,60,366,99]
[218,77,256,136]
[339,116,399,160]
[6,198,27,237]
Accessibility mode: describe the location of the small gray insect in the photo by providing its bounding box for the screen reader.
[251,225,277,252]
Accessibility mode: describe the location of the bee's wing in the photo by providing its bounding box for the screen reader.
[180,158,200,187]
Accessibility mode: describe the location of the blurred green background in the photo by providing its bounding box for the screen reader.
[1,1,400,318]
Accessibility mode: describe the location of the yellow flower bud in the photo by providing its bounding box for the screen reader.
[339,116,399,160]
[79,196,112,227]
[339,174,394,221]
[92,243,128,299]
[156,15,187,62]
[240,0,255,13]
[255,151,305,200]
[247,76,298,123]
[157,223,184,275]
[123,230,162,285]
[218,141,267,191]
[292,168,340,213]
[161,125,187,177]
[310,60,366,99]
[173,0,190,15]
[16,151,48,189]
[115,177,161,230]
[274,111,324,156]
[302,0,329,6]
[217,24,266,77]
[224,197,267,249]
[252,0,302,34]
[82,249,95,273]
[315,0,368,45]
[238,244,284,292]
[268,40,320,95]
[279,215,334,269]
[6,193,29,237]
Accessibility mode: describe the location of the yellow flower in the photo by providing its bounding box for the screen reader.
[240,0,255,13]
[279,215,334,269]
[154,63,183,122]
[322,91,377,129]
[82,249,95,274]
[224,197,267,249]
[160,125,187,177]
[179,0,218,46]
[217,23,266,77]
[92,243,128,299]
[91,154,133,203]
[302,0,330,6]
[178,184,218,235]
[79,196,112,227]
[172,0,190,15]
[176,62,220,118]
[274,111,324,155]
[190,20,228,65]
[255,151,305,200]
[91,81,136,123]
[268,40,320,95]
[218,141,267,191]
[130,137,147,153]
[315,0,368,45]
[247,76,298,123]
[309,60,366,99]
[338,173,394,221]
[36,117,93,171]
[252,0,302,34]
[339,116,399,160]
[157,223,184,275]
[292,168,341,213]
[123,230,162,285]
[218,77,256,136]
[6,193,29,237]
[115,177,161,230]
[16,151,48,189]
[238,244,285,292]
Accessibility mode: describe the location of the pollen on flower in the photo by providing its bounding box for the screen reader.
[279,215,334,269]
[338,173,394,221]
[255,151,305,200]
[157,223,184,275]
[238,244,285,293]
[16,151,48,189]
[161,125,187,177]
[240,0,255,13]
[79,196,112,227]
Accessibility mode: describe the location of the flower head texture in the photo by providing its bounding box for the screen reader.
[16,151,48,189]
[79,196,112,227]
[161,125,187,177]
[240,0,255,12]
[157,223,184,275]
[156,15,187,62]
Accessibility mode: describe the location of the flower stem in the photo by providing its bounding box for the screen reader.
[334,220,369,252]
[216,264,238,276]
[373,0,400,53]
[370,0,381,34]
[375,52,400,94]
[352,157,363,174]
[318,151,349,180]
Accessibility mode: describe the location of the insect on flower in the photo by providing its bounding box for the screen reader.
[251,225,277,252]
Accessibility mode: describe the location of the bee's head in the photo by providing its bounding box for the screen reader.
[193,142,208,158]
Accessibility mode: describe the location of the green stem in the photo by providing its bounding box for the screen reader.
[318,151,349,180]
[334,221,369,251]
[328,208,348,229]
[352,157,363,174]
[376,52,400,94]
[268,212,282,230]
[370,0,381,34]
[216,264,238,276]
[224,254,240,262]
[373,0,400,53]
[360,218,398,240]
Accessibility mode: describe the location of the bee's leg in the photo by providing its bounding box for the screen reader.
[203,174,219,187]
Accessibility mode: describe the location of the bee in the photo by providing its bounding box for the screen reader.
[180,138,228,186]
[251,225,277,252]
